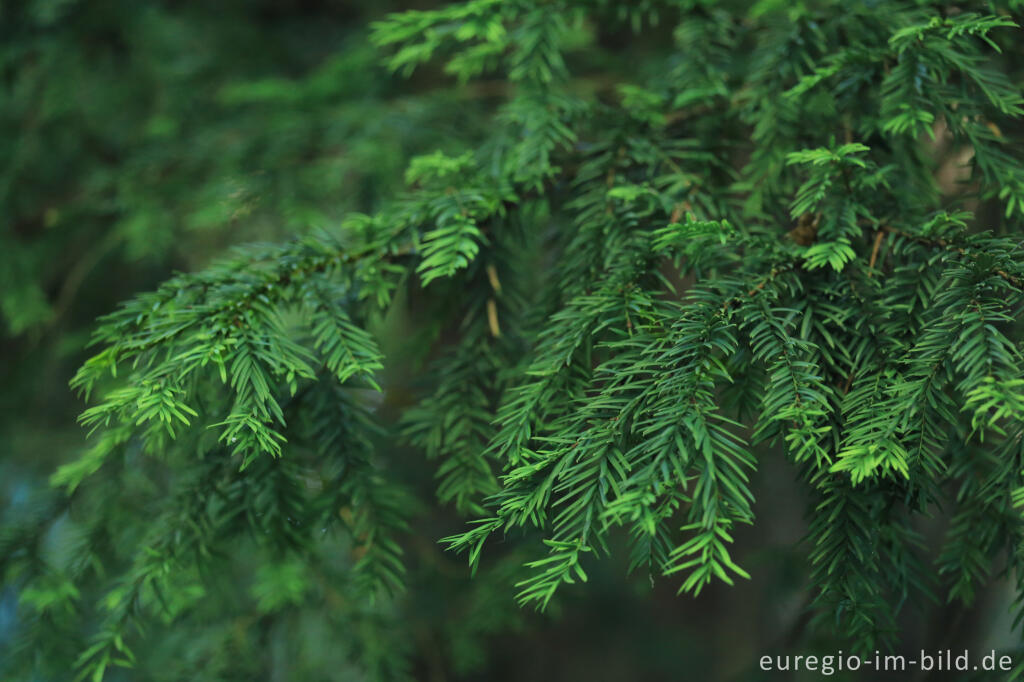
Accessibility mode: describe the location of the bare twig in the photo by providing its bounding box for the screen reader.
[867,230,885,275]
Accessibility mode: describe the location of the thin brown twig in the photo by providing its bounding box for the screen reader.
[719,265,793,315]
[670,203,685,224]
[486,298,501,338]
[745,266,787,298]
[485,264,502,294]
[881,225,1023,289]
[867,230,885,275]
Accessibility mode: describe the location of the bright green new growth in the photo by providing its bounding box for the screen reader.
[12,1,1024,679]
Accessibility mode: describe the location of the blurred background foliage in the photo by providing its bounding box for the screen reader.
[0,0,1020,680]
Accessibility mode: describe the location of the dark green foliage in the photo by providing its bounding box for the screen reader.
[4,0,1024,680]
